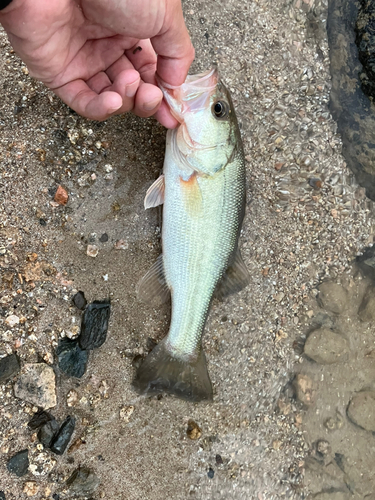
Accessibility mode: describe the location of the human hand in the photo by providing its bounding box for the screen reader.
[0,0,194,127]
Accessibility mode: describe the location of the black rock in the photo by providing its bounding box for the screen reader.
[38,418,60,448]
[52,494,60,500]
[0,354,20,383]
[215,454,223,465]
[56,338,89,378]
[6,449,29,476]
[39,218,47,226]
[50,416,75,455]
[99,233,108,243]
[72,291,87,310]
[0,491,5,500]
[28,409,53,430]
[207,468,215,479]
[66,467,100,495]
[79,300,111,350]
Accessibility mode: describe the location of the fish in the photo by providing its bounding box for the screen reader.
[132,69,249,402]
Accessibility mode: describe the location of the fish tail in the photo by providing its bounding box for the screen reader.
[132,339,213,402]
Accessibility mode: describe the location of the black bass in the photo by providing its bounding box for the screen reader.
[133,69,249,402]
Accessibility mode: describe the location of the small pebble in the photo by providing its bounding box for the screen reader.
[114,239,128,250]
[0,353,20,383]
[99,233,108,243]
[316,439,331,457]
[54,185,69,205]
[119,406,134,423]
[6,449,29,476]
[66,467,100,495]
[67,389,78,407]
[207,468,215,479]
[215,454,223,465]
[5,314,19,327]
[186,419,202,440]
[23,481,39,497]
[308,177,322,189]
[0,491,5,500]
[50,416,76,455]
[72,291,87,310]
[86,245,98,257]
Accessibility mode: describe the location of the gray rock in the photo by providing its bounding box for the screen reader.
[66,467,100,495]
[358,288,375,322]
[0,354,20,383]
[14,363,56,409]
[310,492,349,500]
[6,449,29,477]
[317,282,349,315]
[347,391,375,432]
[304,328,349,364]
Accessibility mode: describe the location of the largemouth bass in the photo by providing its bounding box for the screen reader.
[133,69,249,402]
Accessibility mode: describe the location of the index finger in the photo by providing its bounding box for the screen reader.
[150,0,195,86]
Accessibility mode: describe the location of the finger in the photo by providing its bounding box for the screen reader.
[132,82,163,118]
[54,80,122,121]
[154,101,179,129]
[106,69,141,115]
[125,39,157,84]
[86,72,112,94]
[126,40,179,127]
[151,0,195,86]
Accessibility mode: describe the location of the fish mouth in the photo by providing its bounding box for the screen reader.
[157,68,218,123]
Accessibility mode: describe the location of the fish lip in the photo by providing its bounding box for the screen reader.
[156,68,218,123]
[156,68,218,92]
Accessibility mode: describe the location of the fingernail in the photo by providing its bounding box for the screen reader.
[143,98,161,112]
[125,79,140,98]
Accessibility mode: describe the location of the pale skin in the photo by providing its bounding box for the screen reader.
[0,0,195,127]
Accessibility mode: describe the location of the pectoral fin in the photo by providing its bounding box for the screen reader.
[215,249,250,300]
[144,175,165,209]
[136,254,170,305]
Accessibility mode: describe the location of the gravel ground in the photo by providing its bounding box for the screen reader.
[1,0,374,499]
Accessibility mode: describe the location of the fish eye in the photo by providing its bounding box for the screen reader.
[212,100,229,119]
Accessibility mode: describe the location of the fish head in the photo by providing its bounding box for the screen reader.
[158,69,241,175]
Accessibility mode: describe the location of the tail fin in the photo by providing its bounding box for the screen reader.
[132,339,213,402]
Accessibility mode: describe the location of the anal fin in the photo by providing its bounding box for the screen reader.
[215,249,250,300]
[144,174,165,209]
[136,254,170,305]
